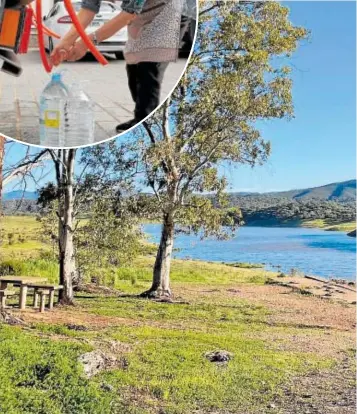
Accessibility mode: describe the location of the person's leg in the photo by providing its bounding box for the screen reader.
[134,61,169,121]
[116,61,169,132]
[116,64,139,133]
[179,16,191,49]
[126,63,138,103]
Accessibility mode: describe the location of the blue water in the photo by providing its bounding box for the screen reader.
[143,224,356,280]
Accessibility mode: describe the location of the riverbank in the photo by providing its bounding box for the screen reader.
[243,219,356,233]
[301,219,356,232]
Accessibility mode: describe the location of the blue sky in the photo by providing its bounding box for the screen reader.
[225,0,356,192]
[4,1,356,194]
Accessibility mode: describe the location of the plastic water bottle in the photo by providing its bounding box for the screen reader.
[65,82,95,147]
[39,72,68,147]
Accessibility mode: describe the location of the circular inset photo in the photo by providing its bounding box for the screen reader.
[0,0,197,148]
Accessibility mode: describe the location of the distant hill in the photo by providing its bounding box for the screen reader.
[3,191,38,201]
[2,180,355,202]
[221,180,356,228]
[230,179,356,202]
[1,181,356,225]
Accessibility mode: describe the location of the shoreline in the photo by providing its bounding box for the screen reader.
[172,256,356,285]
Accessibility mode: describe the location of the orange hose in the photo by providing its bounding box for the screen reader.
[32,16,61,39]
[36,0,52,72]
[63,0,108,66]
[35,0,108,72]
[29,3,61,39]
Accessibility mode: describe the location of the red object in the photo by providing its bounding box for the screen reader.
[36,0,52,72]
[63,0,108,66]
[34,0,108,72]
[57,16,72,24]
[18,7,33,54]
[29,3,61,39]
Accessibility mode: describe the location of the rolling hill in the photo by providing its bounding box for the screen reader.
[3,180,356,202]
[2,190,38,201]
[263,179,356,202]
[229,179,356,202]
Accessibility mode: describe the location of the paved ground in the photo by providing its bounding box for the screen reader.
[0,51,188,146]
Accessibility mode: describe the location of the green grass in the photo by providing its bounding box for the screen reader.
[0,325,116,414]
[226,262,264,269]
[302,219,356,232]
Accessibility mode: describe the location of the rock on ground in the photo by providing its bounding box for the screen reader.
[78,350,116,378]
[205,350,234,363]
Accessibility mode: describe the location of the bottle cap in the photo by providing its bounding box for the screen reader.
[51,72,62,82]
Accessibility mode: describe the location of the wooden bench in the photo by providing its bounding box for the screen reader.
[30,284,64,312]
[0,289,15,309]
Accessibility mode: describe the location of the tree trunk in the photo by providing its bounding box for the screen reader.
[0,135,4,207]
[57,150,76,304]
[141,213,174,298]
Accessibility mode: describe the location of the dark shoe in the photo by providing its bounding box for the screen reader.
[115,119,138,133]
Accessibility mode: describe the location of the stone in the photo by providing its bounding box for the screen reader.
[66,324,88,331]
[100,383,114,392]
[78,350,116,378]
[204,350,234,363]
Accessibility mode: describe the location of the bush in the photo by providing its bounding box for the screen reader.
[18,235,26,244]
[0,258,58,283]
[7,233,15,245]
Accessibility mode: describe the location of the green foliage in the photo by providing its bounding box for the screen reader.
[0,325,113,414]
[224,195,356,226]
[0,257,58,283]
[7,232,14,245]
[37,202,59,259]
[75,196,142,284]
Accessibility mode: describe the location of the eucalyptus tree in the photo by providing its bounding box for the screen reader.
[133,0,307,298]
[4,140,137,304]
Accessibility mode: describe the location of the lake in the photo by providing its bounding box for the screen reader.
[143,224,356,280]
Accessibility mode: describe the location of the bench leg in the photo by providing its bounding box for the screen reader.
[49,290,55,310]
[39,293,46,313]
[0,292,5,309]
[19,285,28,310]
[33,291,39,308]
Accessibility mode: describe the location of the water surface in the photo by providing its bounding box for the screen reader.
[143,224,356,280]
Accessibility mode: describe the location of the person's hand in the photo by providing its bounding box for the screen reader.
[50,40,74,67]
[67,39,88,62]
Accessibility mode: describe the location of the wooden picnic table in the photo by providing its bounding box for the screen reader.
[0,276,48,289]
[0,276,48,310]
[0,277,63,312]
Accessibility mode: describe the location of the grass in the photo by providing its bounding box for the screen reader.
[0,216,354,413]
[0,325,114,414]
[302,219,356,232]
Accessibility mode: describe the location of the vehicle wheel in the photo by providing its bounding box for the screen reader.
[115,52,124,60]
[48,37,54,54]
